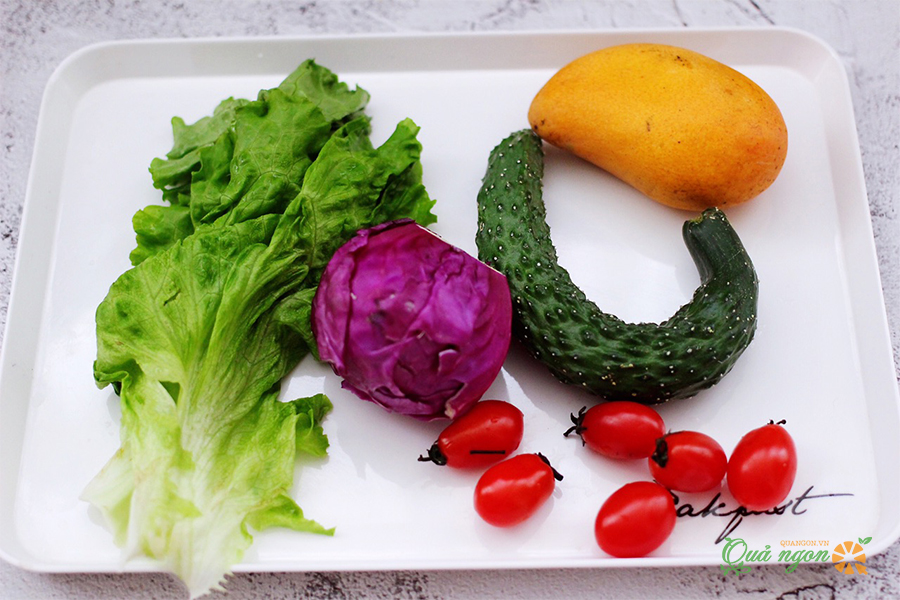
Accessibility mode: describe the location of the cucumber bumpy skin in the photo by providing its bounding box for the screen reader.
[475,129,759,404]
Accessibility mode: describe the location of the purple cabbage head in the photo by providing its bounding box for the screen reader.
[312,220,512,421]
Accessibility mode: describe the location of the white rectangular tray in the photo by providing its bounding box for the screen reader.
[2,28,899,574]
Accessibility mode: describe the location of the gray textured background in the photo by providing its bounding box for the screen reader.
[1,1,898,598]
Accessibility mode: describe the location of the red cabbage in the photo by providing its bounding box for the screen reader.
[312,220,512,420]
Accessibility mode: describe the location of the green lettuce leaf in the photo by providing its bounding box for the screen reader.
[87,74,435,597]
[134,60,371,267]
[149,96,250,193]
[129,204,193,267]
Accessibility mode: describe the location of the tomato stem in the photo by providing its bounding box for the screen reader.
[536,452,564,481]
[417,443,448,466]
[563,406,588,445]
[651,437,669,468]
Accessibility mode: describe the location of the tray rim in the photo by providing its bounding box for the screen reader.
[2,26,899,574]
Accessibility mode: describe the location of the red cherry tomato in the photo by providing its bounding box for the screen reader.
[595,481,676,557]
[419,400,524,469]
[564,402,665,459]
[649,430,727,493]
[727,420,798,511]
[474,453,563,527]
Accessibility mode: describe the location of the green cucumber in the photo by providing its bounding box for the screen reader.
[475,129,758,404]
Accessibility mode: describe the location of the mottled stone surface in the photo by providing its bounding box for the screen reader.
[0,1,898,598]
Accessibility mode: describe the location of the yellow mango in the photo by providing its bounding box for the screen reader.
[528,43,788,211]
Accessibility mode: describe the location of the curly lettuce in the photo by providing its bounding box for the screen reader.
[84,62,436,597]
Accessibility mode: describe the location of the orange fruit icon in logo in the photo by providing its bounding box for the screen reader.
[832,540,867,575]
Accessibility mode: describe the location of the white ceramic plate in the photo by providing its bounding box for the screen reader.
[2,28,898,574]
